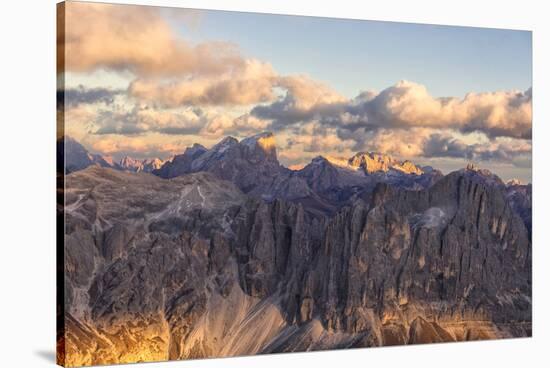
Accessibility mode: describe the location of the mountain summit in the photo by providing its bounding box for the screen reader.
[346,152,424,174]
[62,134,529,225]
[60,136,116,173]
[240,132,278,163]
[119,156,164,173]
[154,132,283,196]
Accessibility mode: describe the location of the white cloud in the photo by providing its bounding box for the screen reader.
[363,81,532,139]
[61,2,243,77]
[59,2,531,172]
[252,80,532,140]
[128,60,278,107]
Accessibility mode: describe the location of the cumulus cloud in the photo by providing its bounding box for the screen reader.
[284,122,355,153]
[61,2,283,108]
[129,60,278,107]
[276,76,347,109]
[360,81,532,139]
[252,80,532,140]
[275,122,528,171]
[128,66,349,110]
[202,113,270,138]
[61,2,243,77]
[251,76,347,128]
[422,134,532,162]
[340,127,532,165]
[88,102,271,140]
[58,85,123,109]
[58,2,531,172]
[85,135,191,160]
[63,104,100,139]
[93,105,208,136]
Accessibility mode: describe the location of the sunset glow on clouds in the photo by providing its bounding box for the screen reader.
[59,2,532,181]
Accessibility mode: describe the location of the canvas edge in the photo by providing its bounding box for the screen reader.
[56,1,67,367]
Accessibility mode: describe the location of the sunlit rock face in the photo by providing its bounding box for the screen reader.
[240,131,278,163]
[311,172,531,338]
[59,160,531,366]
[153,133,287,201]
[347,152,424,175]
[118,156,165,173]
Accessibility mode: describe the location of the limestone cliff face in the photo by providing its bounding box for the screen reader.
[60,166,531,366]
[347,152,424,175]
[307,172,531,344]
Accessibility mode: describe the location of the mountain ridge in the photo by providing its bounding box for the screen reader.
[59,133,530,185]
[60,164,531,365]
[58,136,167,174]
[151,132,445,216]
[59,133,531,226]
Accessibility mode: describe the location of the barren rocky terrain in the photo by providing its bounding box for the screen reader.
[58,134,532,366]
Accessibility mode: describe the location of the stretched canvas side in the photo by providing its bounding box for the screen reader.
[56,2,66,366]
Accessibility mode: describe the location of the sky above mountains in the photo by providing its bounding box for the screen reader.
[59,1,532,182]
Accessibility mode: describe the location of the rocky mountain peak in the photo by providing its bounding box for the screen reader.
[240,131,277,162]
[395,160,423,175]
[143,158,164,171]
[323,155,353,168]
[310,156,331,165]
[461,163,504,187]
[119,155,140,168]
[185,143,207,157]
[101,156,117,167]
[348,152,394,172]
[507,178,523,186]
[118,155,165,173]
[60,135,115,173]
[346,152,423,175]
[212,136,239,153]
[240,131,274,146]
[466,162,478,171]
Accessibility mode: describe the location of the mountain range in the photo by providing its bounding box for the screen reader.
[59,136,167,174]
[58,132,532,366]
[58,133,531,226]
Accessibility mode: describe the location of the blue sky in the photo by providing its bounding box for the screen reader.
[63,2,532,182]
[176,9,532,98]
